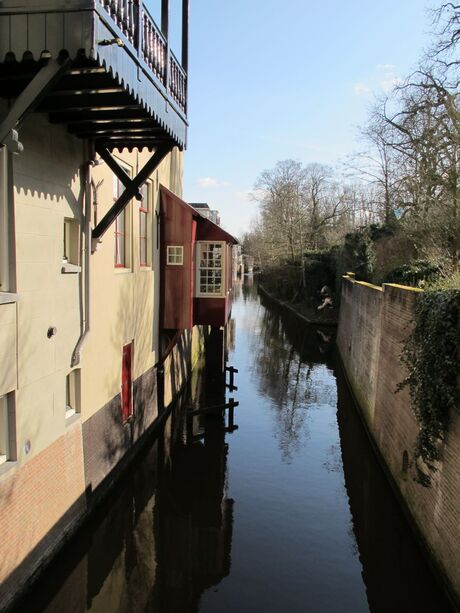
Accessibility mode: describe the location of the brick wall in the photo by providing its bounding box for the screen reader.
[83,366,157,495]
[0,422,86,608]
[337,277,383,427]
[338,277,460,606]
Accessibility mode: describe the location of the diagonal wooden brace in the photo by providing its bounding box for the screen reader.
[0,57,72,153]
[97,146,133,190]
[92,142,174,241]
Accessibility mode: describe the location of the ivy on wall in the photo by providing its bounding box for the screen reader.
[399,290,460,485]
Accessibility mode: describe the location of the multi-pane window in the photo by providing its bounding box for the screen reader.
[167,245,184,265]
[113,172,130,268]
[139,182,150,267]
[114,206,126,267]
[197,242,224,296]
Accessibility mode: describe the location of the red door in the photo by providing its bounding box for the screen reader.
[122,343,133,421]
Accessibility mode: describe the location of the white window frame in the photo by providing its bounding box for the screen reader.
[0,393,13,464]
[139,181,152,268]
[0,147,13,295]
[195,241,226,298]
[113,164,132,270]
[65,369,81,419]
[167,245,184,266]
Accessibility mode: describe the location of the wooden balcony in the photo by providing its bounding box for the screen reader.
[0,0,188,151]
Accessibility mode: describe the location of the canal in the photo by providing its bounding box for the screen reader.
[14,279,452,613]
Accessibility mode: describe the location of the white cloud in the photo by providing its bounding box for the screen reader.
[235,189,252,202]
[380,76,402,92]
[353,82,371,96]
[377,63,396,70]
[196,176,230,188]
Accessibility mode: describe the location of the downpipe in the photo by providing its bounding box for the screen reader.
[71,160,93,367]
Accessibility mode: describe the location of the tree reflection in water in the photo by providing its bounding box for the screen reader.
[250,292,336,463]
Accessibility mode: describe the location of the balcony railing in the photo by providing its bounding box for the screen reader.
[98,0,187,114]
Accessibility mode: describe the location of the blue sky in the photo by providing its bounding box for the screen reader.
[171,1,437,237]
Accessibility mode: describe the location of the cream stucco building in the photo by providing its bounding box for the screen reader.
[0,1,211,607]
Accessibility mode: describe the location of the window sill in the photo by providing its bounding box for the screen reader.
[61,262,81,274]
[0,459,16,479]
[65,412,81,427]
[115,267,132,275]
[0,292,19,304]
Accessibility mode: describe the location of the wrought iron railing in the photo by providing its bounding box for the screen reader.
[98,0,187,114]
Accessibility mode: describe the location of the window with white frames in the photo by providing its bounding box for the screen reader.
[196,242,224,296]
[139,182,151,267]
[167,245,184,265]
[63,218,79,265]
[113,170,131,269]
[0,394,10,464]
[0,147,10,292]
[65,370,80,419]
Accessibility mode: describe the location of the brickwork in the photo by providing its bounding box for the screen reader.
[338,277,460,605]
[83,366,157,495]
[0,422,86,608]
[337,277,383,427]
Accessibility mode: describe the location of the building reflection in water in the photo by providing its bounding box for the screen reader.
[14,331,235,613]
[13,279,452,613]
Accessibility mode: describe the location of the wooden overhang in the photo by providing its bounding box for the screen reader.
[0,0,188,153]
[159,186,238,331]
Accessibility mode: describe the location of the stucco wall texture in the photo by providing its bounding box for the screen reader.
[337,275,460,605]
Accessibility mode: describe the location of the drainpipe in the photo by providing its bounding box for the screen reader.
[71,160,93,367]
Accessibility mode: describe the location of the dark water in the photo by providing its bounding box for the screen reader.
[15,279,453,613]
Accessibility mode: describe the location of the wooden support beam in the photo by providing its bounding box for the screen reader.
[96,147,132,188]
[162,0,170,91]
[92,142,173,240]
[182,0,189,73]
[50,108,149,123]
[187,400,239,417]
[38,92,134,112]
[161,0,169,36]
[0,57,72,150]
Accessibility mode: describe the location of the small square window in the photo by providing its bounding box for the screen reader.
[167,245,184,265]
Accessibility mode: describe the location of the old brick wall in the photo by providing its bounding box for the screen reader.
[338,279,460,605]
[337,276,383,428]
[82,366,157,495]
[0,422,86,608]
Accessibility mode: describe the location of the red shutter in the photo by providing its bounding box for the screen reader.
[122,343,133,421]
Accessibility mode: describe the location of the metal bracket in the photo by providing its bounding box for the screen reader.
[2,130,23,155]
[0,57,72,153]
[92,142,174,242]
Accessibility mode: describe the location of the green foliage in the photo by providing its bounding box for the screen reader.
[332,228,376,297]
[303,251,336,305]
[385,260,441,288]
[259,265,303,302]
[399,290,460,485]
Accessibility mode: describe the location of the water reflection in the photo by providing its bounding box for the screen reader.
[13,279,453,613]
[13,349,234,613]
[336,369,452,613]
[250,291,336,463]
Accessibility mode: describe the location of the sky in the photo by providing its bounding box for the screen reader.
[168,0,438,238]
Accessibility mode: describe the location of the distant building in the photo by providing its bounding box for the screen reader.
[190,202,221,226]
